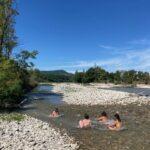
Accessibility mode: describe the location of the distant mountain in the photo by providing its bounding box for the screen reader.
[41,70,73,76]
[39,70,74,82]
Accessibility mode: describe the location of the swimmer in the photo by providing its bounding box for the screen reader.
[49,108,59,118]
[108,113,122,131]
[97,111,108,123]
[78,113,91,128]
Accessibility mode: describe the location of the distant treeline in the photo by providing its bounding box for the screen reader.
[74,66,150,85]
[34,67,150,85]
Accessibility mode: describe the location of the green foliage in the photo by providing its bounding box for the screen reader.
[15,50,38,69]
[137,71,150,84]
[0,55,38,107]
[74,71,87,83]
[0,58,23,107]
[35,70,74,82]
[74,67,108,83]
[73,66,150,85]
[122,70,137,84]
[0,0,18,58]
[0,0,38,108]
[0,53,38,107]
[86,67,100,82]
[108,72,115,83]
[114,71,122,84]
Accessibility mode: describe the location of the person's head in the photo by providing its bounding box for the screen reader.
[84,113,89,119]
[101,111,107,117]
[114,113,121,122]
[55,108,59,113]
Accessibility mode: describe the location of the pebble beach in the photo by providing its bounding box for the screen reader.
[0,114,78,150]
[52,83,150,105]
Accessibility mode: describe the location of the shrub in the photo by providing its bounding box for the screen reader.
[0,58,23,107]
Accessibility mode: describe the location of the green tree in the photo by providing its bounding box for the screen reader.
[86,66,107,83]
[0,58,23,107]
[108,72,115,83]
[122,70,137,84]
[0,0,38,108]
[142,72,150,84]
[74,71,87,83]
[0,0,18,58]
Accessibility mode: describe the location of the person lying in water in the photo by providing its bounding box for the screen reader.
[97,111,108,123]
[78,113,91,128]
[49,108,59,118]
[108,113,122,131]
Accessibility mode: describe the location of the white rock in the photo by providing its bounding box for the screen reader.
[52,83,150,105]
[0,115,78,150]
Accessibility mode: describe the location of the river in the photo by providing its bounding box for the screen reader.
[19,84,150,150]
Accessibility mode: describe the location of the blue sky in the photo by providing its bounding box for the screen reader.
[15,0,150,72]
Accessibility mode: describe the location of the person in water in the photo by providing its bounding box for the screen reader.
[50,108,59,118]
[78,113,91,128]
[108,113,122,131]
[97,111,108,123]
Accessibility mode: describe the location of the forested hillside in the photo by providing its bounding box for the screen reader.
[33,70,73,82]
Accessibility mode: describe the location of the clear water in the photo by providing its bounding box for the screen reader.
[27,84,64,105]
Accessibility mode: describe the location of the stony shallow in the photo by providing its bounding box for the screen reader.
[0,115,78,150]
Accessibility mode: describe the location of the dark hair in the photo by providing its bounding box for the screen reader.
[101,111,107,117]
[114,113,121,122]
[55,108,59,113]
[84,113,89,119]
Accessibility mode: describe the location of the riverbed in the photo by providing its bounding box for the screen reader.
[19,84,150,150]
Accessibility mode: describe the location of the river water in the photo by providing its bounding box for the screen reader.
[19,85,150,150]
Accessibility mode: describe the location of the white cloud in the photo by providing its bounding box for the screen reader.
[96,39,150,72]
[40,39,150,72]
[98,44,116,50]
[48,48,150,72]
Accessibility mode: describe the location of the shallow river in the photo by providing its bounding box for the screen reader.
[19,85,150,150]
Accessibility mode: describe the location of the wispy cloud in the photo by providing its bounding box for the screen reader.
[50,49,150,72]
[98,44,117,50]
[42,38,150,72]
[96,39,150,72]
[127,49,150,70]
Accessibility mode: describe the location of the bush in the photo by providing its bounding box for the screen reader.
[0,58,24,107]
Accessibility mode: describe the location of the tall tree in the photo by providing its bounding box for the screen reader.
[0,0,18,58]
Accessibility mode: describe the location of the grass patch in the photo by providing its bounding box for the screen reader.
[0,113,25,122]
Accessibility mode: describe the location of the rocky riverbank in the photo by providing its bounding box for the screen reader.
[52,83,150,105]
[0,114,78,150]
